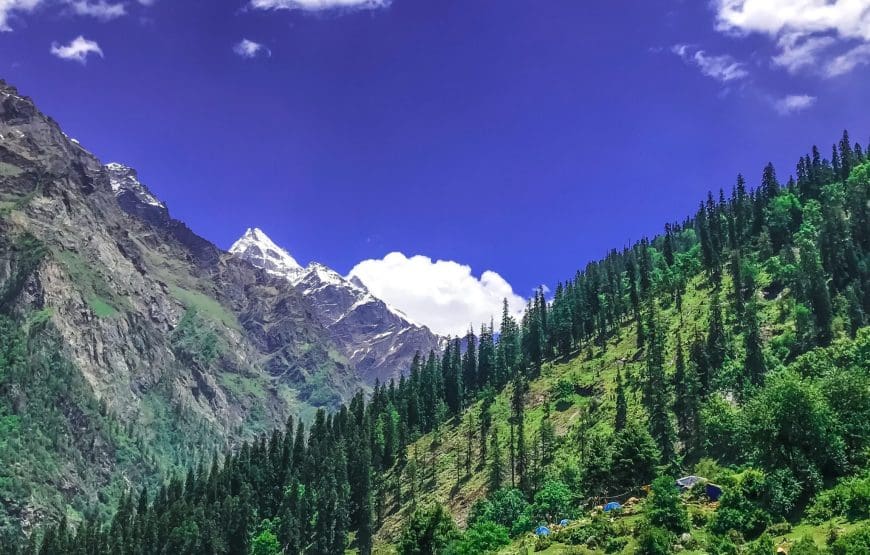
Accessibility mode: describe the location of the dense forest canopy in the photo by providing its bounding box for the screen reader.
[4,131,870,554]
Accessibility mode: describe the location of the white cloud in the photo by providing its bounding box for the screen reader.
[67,0,124,20]
[251,0,389,11]
[826,43,870,76]
[713,0,870,77]
[233,38,271,58]
[773,94,817,115]
[2,0,153,31]
[348,252,526,337]
[671,44,749,82]
[0,0,42,31]
[50,35,103,63]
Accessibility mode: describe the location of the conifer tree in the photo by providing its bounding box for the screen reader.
[462,327,478,398]
[539,402,556,467]
[478,387,494,466]
[796,205,835,345]
[706,289,727,385]
[488,428,504,493]
[762,162,779,200]
[672,335,700,457]
[643,305,675,463]
[615,366,627,432]
[477,320,495,389]
[743,298,766,391]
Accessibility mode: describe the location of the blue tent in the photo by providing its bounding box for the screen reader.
[535,526,551,536]
[603,501,622,512]
[559,519,571,527]
[706,483,723,501]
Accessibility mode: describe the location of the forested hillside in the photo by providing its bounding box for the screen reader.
[12,132,870,554]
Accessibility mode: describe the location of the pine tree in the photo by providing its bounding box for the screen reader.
[643,304,675,463]
[615,366,627,432]
[663,223,675,266]
[464,410,475,477]
[539,402,556,466]
[796,206,834,345]
[627,256,644,348]
[762,162,779,200]
[462,327,478,399]
[672,335,700,457]
[743,298,766,391]
[706,289,727,386]
[442,339,463,415]
[488,428,504,493]
[478,387,494,467]
[477,320,495,389]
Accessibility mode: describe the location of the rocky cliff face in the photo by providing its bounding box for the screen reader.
[230,228,443,384]
[0,80,361,532]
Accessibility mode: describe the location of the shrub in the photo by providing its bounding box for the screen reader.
[468,488,531,537]
[604,535,629,553]
[807,474,870,523]
[532,480,573,523]
[790,536,823,555]
[745,533,774,555]
[830,522,870,555]
[446,522,509,555]
[636,525,673,555]
[534,534,551,552]
[646,476,689,534]
[553,515,613,547]
[398,504,458,555]
[709,471,771,540]
[689,506,709,528]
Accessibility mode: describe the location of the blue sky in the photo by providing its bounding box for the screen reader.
[2,0,870,335]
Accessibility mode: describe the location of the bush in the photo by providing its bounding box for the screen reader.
[766,521,792,536]
[534,534,552,552]
[689,506,709,528]
[646,476,689,534]
[790,536,823,555]
[745,533,774,555]
[764,468,803,517]
[709,471,771,540]
[830,522,870,555]
[604,535,629,553]
[532,480,574,523]
[700,395,743,464]
[446,522,509,555]
[636,525,673,555]
[807,474,870,523]
[468,488,530,536]
[706,533,740,555]
[398,504,458,555]
[553,514,613,547]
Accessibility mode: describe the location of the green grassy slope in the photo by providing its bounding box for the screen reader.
[371,253,868,553]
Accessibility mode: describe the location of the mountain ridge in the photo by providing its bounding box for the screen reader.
[229,226,444,384]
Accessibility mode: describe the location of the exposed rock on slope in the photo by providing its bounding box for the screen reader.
[231,228,444,384]
[0,80,359,530]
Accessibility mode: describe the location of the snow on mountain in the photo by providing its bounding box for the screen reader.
[230,228,303,276]
[230,228,442,383]
[105,162,166,209]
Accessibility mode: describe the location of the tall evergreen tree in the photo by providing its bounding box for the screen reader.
[643,305,676,463]
[615,366,627,432]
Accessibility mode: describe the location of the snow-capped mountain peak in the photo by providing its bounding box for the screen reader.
[228,228,442,382]
[229,228,303,276]
[105,162,166,209]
